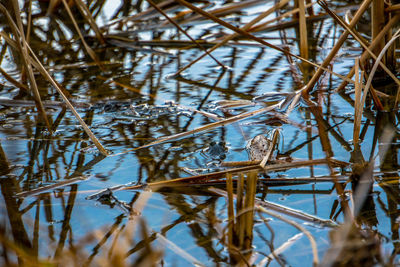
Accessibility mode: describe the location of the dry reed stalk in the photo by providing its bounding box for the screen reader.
[5,2,53,132]
[113,101,283,156]
[298,0,309,59]
[120,165,262,191]
[146,0,226,69]
[211,188,322,265]
[243,172,257,250]
[304,99,333,157]
[236,173,245,231]
[336,14,400,92]
[302,0,372,96]
[26,0,32,43]
[371,0,385,58]
[319,0,400,95]
[173,0,353,83]
[221,158,349,168]
[61,0,105,70]
[107,0,175,25]
[173,0,290,76]
[47,0,62,14]
[25,50,109,155]
[321,129,394,265]
[0,33,110,155]
[363,29,400,106]
[226,173,235,248]
[118,159,350,194]
[241,158,349,169]
[386,3,400,11]
[353,58,363,147]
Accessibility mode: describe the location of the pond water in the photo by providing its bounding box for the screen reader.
[0,0,399,266]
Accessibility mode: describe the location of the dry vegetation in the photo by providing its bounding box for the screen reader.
[0,0,399,266]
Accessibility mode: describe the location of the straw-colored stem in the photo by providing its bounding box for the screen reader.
[6,2,53,132]
[319,0,400,94]
[353,58,363,146]
[371,0,385,57]
[113,101,283,156]
[226,173,235,248]
[298,0,309,59]
[243,172,257,250]
[336,14,400,92]
[302,0,372,95]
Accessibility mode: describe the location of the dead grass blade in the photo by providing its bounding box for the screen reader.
[302,0,372,96]
[61,0,105,70]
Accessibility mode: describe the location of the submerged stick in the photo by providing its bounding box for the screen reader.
[16,176,89,198]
